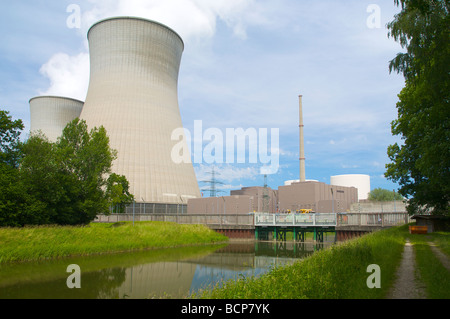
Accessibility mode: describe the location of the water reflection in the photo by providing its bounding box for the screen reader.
[0,241,331,299]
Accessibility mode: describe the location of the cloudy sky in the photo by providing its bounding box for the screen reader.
[0,0,406,197]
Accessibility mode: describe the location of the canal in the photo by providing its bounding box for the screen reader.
[0,240,333,299]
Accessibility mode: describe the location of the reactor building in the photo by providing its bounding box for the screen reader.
[29,17,201,207]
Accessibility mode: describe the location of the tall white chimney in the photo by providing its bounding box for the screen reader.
[299,95,306,182]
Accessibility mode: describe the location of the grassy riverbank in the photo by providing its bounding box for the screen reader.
[195,224,447,299]
[0,221,228,264]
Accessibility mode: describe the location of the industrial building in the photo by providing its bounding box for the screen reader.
[29,96,84,142]
[187,186,278,215]
[230,187,278,213]
[278,181,358,213]
[187,181,358,214]
[29,17,201,207]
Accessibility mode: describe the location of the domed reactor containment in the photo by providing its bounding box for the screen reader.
[30,17,201,208]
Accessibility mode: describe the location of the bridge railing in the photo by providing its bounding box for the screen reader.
[254,213,337,227]
[254,212,410,228]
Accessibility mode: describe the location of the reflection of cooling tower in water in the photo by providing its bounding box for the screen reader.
[118,262,197,299]
[29,96,84,142]
[80,17,200,203]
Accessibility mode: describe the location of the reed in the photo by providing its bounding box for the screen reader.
[0,221,228,264]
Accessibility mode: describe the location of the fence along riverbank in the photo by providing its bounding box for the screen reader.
[95,212,412,241]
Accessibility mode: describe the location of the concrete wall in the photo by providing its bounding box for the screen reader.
[317,199,350,213]
[349,200,407,213]
[187,195,254,214]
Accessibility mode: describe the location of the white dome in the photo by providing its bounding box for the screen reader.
[330,174,370,200]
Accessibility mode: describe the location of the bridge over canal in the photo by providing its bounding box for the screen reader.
[96,212,412,242]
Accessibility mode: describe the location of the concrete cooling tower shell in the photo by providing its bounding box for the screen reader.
[330,174,370,201]
[80,17,200,204]
[29,96,84,142]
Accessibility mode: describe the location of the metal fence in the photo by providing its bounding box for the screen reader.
[337,212,411,227]
[96,213,255,226]
[96,212,411,228]
[121,203,188,215]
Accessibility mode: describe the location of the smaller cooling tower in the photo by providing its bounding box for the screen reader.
[330,174,370,201]
[30,96,84,142]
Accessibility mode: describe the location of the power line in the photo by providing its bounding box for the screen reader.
[200,166,225,197]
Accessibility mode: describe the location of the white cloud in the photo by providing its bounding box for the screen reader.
[39,52,90,101]
[80,0,257,41]
[39,0,263,104]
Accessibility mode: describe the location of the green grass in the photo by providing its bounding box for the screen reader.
[0,221,228,264]
[194,226,407,299]
[408,231,450,299]
[431,232,450,256]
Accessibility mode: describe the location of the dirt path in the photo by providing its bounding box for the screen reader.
[386,240,427,299]
[428,242,450,271]
[387,239,450,299]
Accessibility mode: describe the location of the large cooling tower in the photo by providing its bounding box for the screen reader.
[80,17,200,204]
[29,96,84,142]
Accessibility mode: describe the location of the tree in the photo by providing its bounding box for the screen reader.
[368,188,404,202]
[17,119,134,226]
[385,0,449,216]
[0,110,24,168]
[19,133,61,224]
[55,119,119,224]
[0,161,48,227]
[0,110,49,227]
[106,173,134,214]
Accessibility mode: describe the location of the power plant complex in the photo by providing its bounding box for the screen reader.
[29,16,372,214]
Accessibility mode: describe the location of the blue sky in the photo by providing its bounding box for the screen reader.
[0,0,406,197]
